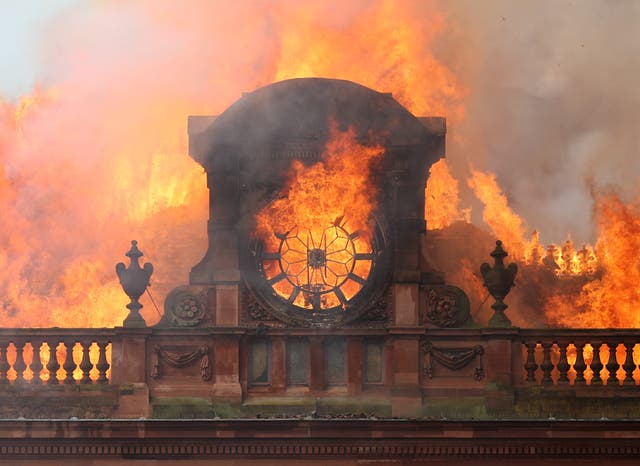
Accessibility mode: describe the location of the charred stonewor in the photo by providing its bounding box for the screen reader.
[161,77,470,330]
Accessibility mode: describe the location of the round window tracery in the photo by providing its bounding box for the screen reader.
[258,223,376,312]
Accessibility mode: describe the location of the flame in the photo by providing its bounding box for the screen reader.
[1,1,636,332]
[426,159,640,328]
[0,89,208,328]
[274,0,465,119]
[466,167,531,260]
[425,159,470,229]
[545,193,640,328]
[0,0,463,328]
[254,125,383,310]
[465,165,599,275]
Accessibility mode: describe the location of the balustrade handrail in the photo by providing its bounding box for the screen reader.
[520,328,640,339]
[0,328,116,337]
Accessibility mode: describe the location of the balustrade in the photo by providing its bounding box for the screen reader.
[0,326,638,395]
[0,330,113,385]
[520,330,640,387]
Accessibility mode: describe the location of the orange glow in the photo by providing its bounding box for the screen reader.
[545,194,640,328]
[274,0,465,120]
[425,160,640,329]
[465,166,599,275]
[0,80,208,328]
[0,1,636,332]
[0,0,462,328]
[467,167,530,260]
[6,342,110,383]
[425,159,470,230]
[254,125,383,310]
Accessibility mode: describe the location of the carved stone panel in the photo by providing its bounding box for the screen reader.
[151,344,212,382]
[422,341,484,381]
[159,286,214,328]
[421,285,470,328]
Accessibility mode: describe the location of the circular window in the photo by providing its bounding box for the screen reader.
[265,223,373,310]
[243,216,390,327]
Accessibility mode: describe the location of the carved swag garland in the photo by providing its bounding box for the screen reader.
[151,344,211,381]
[422,341,484,381]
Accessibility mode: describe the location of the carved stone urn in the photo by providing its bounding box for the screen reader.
[480,240,518,328]
[116,240,154,327]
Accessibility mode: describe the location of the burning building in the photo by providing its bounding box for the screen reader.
[2,77,640,464]
[143,76,472,413]
[183,77,464,327]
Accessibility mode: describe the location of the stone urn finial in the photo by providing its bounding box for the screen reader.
[116,240,154,327]
[480,240,518,328]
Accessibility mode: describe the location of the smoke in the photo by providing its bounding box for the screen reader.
[437,0,640,245]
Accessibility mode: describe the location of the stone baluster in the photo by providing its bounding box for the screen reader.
[0,342,9,384]
[63,340,77,384]
[45,341,61,385]
[556,341,570,385]
[524,342,538,383]
[30,340,43,385]
[13,340,27,384]
[79,340,93,384]
[622,341,636,386]
[605,343,621,386]
[590,342,604,385]
[573,342,587,385]
[96,340,110,384]
[540,342,554,386]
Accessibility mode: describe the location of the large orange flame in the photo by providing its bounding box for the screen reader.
[425,159,470,230]
[427,159,640,328]
[273,0,465,120]
[545,193,640,328]
[466,167,531,260]
[0,0,462,328]
[254,126,382,310]
[2,0,635,330]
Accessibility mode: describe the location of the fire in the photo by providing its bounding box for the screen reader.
[276,0,467,121]
[425,159,470,230]
[10,87,60,131]
[0,1,636,332]
[3,0,636,332]
[546,193,640,328]
[254,125,383,310]
[274,0,465,119]
[427,158,640,328]
[0,0,462,329]
[465,164,598,275]
[0,89,208,328]
[467,167,530,260]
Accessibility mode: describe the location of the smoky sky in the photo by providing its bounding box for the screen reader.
[437,0,640,245]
